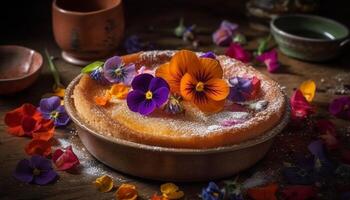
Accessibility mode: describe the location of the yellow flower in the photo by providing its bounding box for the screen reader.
[299,80,316,102]
[53,86,66,98]
[115,183,138,200]
[160,183,184,199]
[93,175,114,193]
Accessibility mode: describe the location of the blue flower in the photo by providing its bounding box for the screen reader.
[201,182,224,200]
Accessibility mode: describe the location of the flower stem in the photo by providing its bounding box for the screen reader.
[44,49,63,89]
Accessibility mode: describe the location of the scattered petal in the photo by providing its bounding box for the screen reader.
[225,43,251,63]
[52,146,80,171]
[93,175,114,193]
[201,182,224,200]
[299,80,316,102]
[25,140,51,157]
[256,49,279,73]
[247,183,278,200]
[329,96,350,121]
[115,183,138,200]
[212,20,238,46]
[161,183,184,200]
[290,90,314,120]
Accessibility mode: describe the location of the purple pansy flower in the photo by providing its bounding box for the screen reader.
[103,56,136,86]
[39,96,70,127]
[127,74,170,115]
[228,77,252,102]
[13,155,58,185]
[256,49,279,73]
[200,51,216,59]
[329,96,350,121]
[212,20,238,46]
[201,182,224,200]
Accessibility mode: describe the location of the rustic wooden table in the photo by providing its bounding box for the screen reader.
[1,1,350,199]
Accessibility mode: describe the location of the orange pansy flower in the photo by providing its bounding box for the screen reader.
[115,183,138,200]
[94,84,129,106]
[25,139,52,157]
[156,50,229,113]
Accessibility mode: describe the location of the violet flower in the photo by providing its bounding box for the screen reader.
[201,182,224,200]
[200,51,216,59]
[90,67,110,85]
[127,74,170,115]
[256,49,279,73]
[225,43,251,63]
[39,96,70,127]
[13,155,58,185]
[228,77,252,102]
[212,20,238,46]
[329,96,350,121]
[103,56,136,85]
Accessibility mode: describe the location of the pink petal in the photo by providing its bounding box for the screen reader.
[257,49,279,73]
[225,43,251,63]
[52,146,79,171]
[290,90,313,120]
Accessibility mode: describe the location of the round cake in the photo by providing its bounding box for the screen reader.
[72,50,286,149]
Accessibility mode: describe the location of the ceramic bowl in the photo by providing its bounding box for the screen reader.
[64,74,290,181]
[52,0,125,66]
[0,45,43,95]
[271,14,350,61]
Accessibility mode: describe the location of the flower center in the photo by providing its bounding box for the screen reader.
[115,68,122,76]
[145,91,153,100]
[195,82,205,92]
[33,168,41,176]
[50,111,59,119]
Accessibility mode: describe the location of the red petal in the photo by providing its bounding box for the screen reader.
[22,104,41,119]
[248,183,278,200]
[52,146,80,171]
[7,126,24,136]
[4,109,23,127]
[282,185,317,200]
[291,90,313,119]
[22,117,40,137]
[25,140,51,157]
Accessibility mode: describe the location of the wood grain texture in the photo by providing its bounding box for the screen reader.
[1,1,350,199]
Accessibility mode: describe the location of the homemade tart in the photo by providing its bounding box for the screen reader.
[72,50,286,149]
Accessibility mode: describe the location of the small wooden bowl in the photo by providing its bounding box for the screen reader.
[65,74,290,181]
[0,45,43,95]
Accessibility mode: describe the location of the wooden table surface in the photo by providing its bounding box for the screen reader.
[1,1,350,199]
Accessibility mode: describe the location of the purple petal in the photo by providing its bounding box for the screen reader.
[152,87,170,107]
[127,90,146,112]
[123,64,136,86]
[329,96,350,120]
[149,77,169,92]
[31,155,52,170]
[33,170,57,185]
[55,106,70,127]
[39,96,61,114]
[13,159,34,183]
[103,56,122,83]
[200,52,216,59]
[220,20,238,32]
[308,140,326,160]
[131,73,154,92]
[138,100,156,115]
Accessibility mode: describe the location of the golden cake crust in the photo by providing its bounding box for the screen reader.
[72,51,286,149]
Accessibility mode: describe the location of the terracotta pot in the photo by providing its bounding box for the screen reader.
[52,0,125,66]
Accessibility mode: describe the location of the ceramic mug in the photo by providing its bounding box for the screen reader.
[52,0,124,65]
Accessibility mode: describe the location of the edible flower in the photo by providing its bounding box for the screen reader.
[225,43,251,63]
[299,80,316,102]
[115,183,138,200]
[13,155,58,185]
[32,119,55,141]
[52,146,80,171]
[53,86,66,98]
[93,175,114,193]
[156,50,229,113]
[316,120,339,150]
[228,77,252,102]
[182,25,196,42]
[38,96,70,127]
[281,185,317,200]
[256,49,279,73]
[90,67,110,85]
[103,56,136,85]
[164,94,184,114]
[127,74,169,115]
[109,84,130,101]
[247,183,278,200]
[200,51,216,59]
[25,139,52,157]
[212,20,238,46]
[290,90,314,120]
[160,183,184,199]
[201,182,223,200]
[329,96,350,121]
[4,104,42,137]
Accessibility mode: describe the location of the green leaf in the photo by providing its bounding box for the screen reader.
[257,35,272,55]
[45,49,63,88]
[81,61,104,73]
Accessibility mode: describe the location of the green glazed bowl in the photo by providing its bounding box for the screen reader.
[271,14,349,62]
